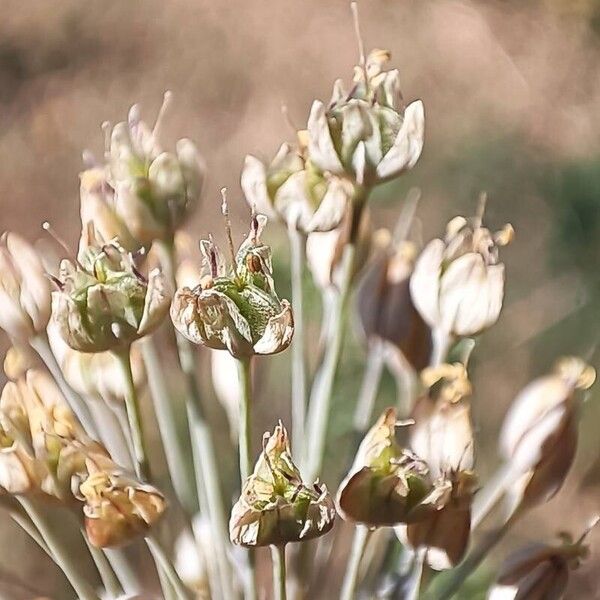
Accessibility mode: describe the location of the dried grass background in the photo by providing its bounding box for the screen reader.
[0,0,599,597]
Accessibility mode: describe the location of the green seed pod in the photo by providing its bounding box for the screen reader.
[229,423,336,547]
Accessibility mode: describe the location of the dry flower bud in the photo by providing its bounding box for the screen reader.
[489,523,595,600]
[356,238,431,372]
[229,423,335,546]
[171,215,294,358]
[79,452,166,548]
[400,470,477,570]
[52,238,170,352]
[337,407,450,527]
[499,357,595,513]
[307,49,424,186]
[0,232,51,342]
[241,143,352,233]
[410,211,513,337]
[410,363,474,478]
[107,99,205,244]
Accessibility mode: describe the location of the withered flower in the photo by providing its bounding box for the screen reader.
[107,96,205,245]
[241,140,351,233]
[489,522,595,600]
[229,423,335,547]
[410,363,474,478]
[307,49,424,187]
[356,235,431,372]
[52,235,170,353]
[499,357,595,513]
[171,212,294,358]
[337,408,450,527]
[0,232,51,342]
[79,452,166,548]
[400,470,477,571]
[410,208,514,338]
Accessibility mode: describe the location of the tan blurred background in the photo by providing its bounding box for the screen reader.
[1,0,600,597]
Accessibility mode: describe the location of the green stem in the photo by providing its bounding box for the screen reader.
[353,340,385,435]
[103,548,143,595]
[18,497,100,600]
[304,242,356,482]
[287,224,307,454]
[272,544,287,600]
[83,530,123,598]
[7,508,51,556]
[146,535,191,600]
[30,333,98,436]
[341,525,372,600]
[236,356,257,600]
[113,346,150,481]
[425,513,519,600]
[471,462,516,529]
[405,548,427,600]
[160,239,235,600]
[88,398,133,470]
[430,328,453,368]
[141,337,198,515]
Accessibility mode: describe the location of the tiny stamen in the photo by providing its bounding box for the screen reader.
[42,221,72,258]
[475,192,487,227]
[153,90,173,141]
[101,121,111,161]
[207,234,219,278]
[351,2,366,70]
[281,104,298,136]
[220,188,238,277]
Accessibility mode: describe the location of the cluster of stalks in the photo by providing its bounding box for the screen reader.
[0,4,596,599]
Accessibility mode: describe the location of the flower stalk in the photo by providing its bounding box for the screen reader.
[272,544,288,600]
[340,525,372,600]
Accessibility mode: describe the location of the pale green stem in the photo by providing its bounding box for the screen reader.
[430,328,453,367]
[146,535,191,600]
[18,497,100,600]
[471,462,517,529]
[425,512,519,600]
[237,356,257,600]
[30,333,98,437]
[341,525,372,600]
[160,239,235,600]
[304,242,356,482]
[405,548,427,600]
[83,530,123,598]
[104,548,143,595]
[141,337,198,515]
[353,340,385,435]
[272,544,287,600]
[88,398,133,470]
[287,224,307,453]
[113,346,150,481]
[9,509,51,556]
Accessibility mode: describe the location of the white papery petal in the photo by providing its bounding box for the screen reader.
[305,177,350,233]
[376,100,425,181]
[307,100,344,174]
[253,300,294,355]
[138,269,171,336]
[410,238,444,330]
[241,155,277,219]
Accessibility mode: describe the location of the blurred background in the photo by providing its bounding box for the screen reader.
[1,0,599,597]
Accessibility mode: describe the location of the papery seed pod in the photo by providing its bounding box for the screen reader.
[79,167,141,254]
[171,214,294,359]
[48,320,146,406]
[400,470,477,570]
[410,209,514,338]
[241,141,352,233]
[410,363,474,478]
[337,407,450,527]
[52,235,170,353]
[79,452,166,548]
[499,357,595,513]
[107,97,205,245]
[356,235,431,372]
[305,206,372,293]
[307,49,424,187]
[0,232,51,342]
[488,523,595,600]
[229,423,335,547]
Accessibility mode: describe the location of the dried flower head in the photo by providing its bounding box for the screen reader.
[241,141,352,233]
[171,210,294,358]
[52,235,170,352]
[499,357,595,513]
[105,95,205,245]
[410,204,514,337]
[79,452,166,548]
[307,49,424,187]
[489,521,596,600]
[0,232,51,342]
[229,424,335,547]
[337,408,450,527]
[401,469,477,570]
[410,363,474,478]
[356,236,431,372]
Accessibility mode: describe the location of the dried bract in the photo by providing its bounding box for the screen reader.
[229,423,335,547]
